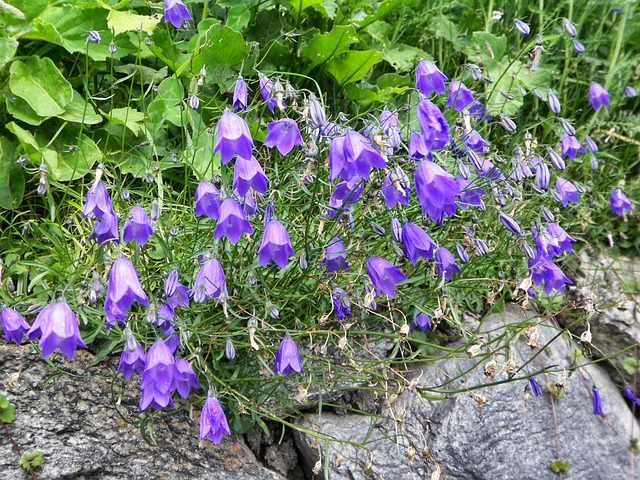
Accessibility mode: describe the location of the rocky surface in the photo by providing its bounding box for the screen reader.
[0,345,284,480]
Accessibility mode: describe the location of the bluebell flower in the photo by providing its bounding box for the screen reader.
[274,337,303,376]
[435,247,461,280]
[139,340,177,410]
[415,59,448,96]
[200,395,231,444]
[213,197,253,244]
[214,110,254,164]
[308,93,327,130]
[233,75,248,111]
[456,243,469,264]
[547,90,561,115]
[191,258,227,304]
[499,212,523,236]
[401,222,437,264]
[27,302,87,359]
[225,339,236,360]
[1,307,29,345]
[573,40,585,53]
[118,327,146,380]
[463,129,489,153]
[263,118,303,155]
[381,169,411,209]
[610,189,633,216]
[414,160,460,224]
[625,86,637,98]
[529,377,543,396]
[104,257,149,329]
[174,359,201,398]
[88,30,101,43]
[588,83,610,111]
[189,94,199,110]
[514,19,530,36]
[584,135,598,153]
[164,269,190,310]
[561,133,585,159]
[623,386,640,406]
[89,210,119,245]
[366,257,406,297]
[233,156,268,196]
[122,205,154,246]
[82,181,114,219]
[331,288,351,321]
[410,312,431,331]
[592,387,604,415]
[379,109,402,151]
[258,220,295,268]
[195,180,221,220]
[555,178,580,207]
[408,131,428,159]
[528,254,573,294]
[563,18,577,37]
[164,0,192,28]
[417,100,450,151]
[322,236,349,273]
[446,80,474,111]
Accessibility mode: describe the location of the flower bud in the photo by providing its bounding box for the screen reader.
[499,113,517,134]
[88,30,101,43]
[546,146,565,171]
[225,338,236,360]
[563,18,577,37]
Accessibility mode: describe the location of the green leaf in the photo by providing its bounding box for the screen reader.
[226,4,251,32]
[300,25,358,68]
[60,91,103,125]
[383,44,424,72]
[49,134,101,182]
[432,14,461,44]
[0,36,19,69]
[5,92,44,125]
[158,77,184,107]
[353,0,403,30]
[107,9,159,35]
[0,137,24,210]
[101,107,146,136]
[313,0,338,19]
[326,50,383,85]
[285,0,323,17]
[187,109,218,180]
[6,121,40,155]
[0,394,16,423]
[192,24,247,73]
[9,56,73,117]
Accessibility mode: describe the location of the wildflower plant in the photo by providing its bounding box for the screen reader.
[0,0,638,467]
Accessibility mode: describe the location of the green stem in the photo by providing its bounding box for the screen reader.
[202,0,209,21]
[605,7,627,91]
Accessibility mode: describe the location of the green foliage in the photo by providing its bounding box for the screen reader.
[550,458,571,473]
[0,395,16,423]
[19,451,43,470]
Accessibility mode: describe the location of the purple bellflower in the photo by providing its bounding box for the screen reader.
[446,80,474,111]
[410,312,432,331]
[123,205,154,246]
[233,76,248,111]
[366,257,406,298]
[435,247,462,281]
[589,83,610,111]
[104,257,149,328]
[381,169,411,209]
[308,93,327,131]
[456,243,470,263]
[401,222,437,264]
[561,134,585,159]
[174,359,201,398]
[528,254,573,294]
[584,135,598,153]
[329,131,386,182]
[225,339,236,360]
[213,197,253,244]
[417,99,450,151]
[463,129,489,153]
[415,59,448,97]
[274,337,303,376]
[164,269,190,310]
[592,387,604,415]
[214,110,254,164]
[83,181,114,219]
[322,236,349,273]
[189,94,200,110]
[611,189,633,216]
[573,40,585,53]
[379,109,402,151]
[27,302,87,359]
[200,396,231,445]
[625,86,637,98]
[118,327,146,380]
[258,220,295,268]
[139,340,178,410]
[409,131,428,159]
[195,181,221,220]
[164,0,192,28]
[191,257,227,304]
[623,386,640,406]
[414,160,460,224]
[547,90,561,115]
[529,377,543,396]
[263,118,303,155]
[233,156,268,196]
[514,19,530,36]
[331,288,351,321]
[556,178,580,207]
[499,212,523,236]
[89,210,119,245]
[1,307,29,344]
[541,223,576,256]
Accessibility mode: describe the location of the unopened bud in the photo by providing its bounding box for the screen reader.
[499,113,517,134]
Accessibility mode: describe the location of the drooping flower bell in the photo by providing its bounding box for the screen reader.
[164,0,192,29]
[174,359,201,398]
[213,197,253,244]
[528,253,572,294]
[191,257,227,304]
[258,220,295,268]
[414,160,460,225]
[213,110,254,164]
[561,134,585,159]
[233,75,248,111]
[274,337,303,376]
[623,386,640,406]
[592,387,604,415]
[27,302,87,359]
[409,131,428,159]
[410,312,431,331]
[379,109,402,151]
[529,377,543,396]
[417,99,450,151]
[415,59,448,97]
[555,178,580,207]
[547,90,561,115]
[189,94,200,110]
[139,340,178,410]
[588,83,610,111]
[381,168,411,209]
[366,257,406,298]
[514,19,530,36]
[83,180,115,219]
[233,156,268,197]
[263,118,303,155]
[89,210,119,245]
[104,257,149,328]
[122,205,154,246]
[610,189,633,216]
[446,80,474,111]
[329,130,386,182]
[308,93,327,131]
[164,269,190,310]
[322,236,349,273]
[118,326,146,380]
[573,40,585,53]
[401,222,437,264]
[331,288,351,321]
[499,212,523,236]
[1,307,30,345]
[195,180,221,220]
[435,247,462,281]
[200,395,231,444]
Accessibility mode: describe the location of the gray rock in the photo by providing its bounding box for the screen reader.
[295,304,640,479]
[0,345,284,480]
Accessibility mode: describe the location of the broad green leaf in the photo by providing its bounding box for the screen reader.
[383,44,424,72]
[226,4,251,32]
[5,93,44,126]
[327,50,383,85]
[0,37,19,69]
[300,25,358,68]
[9,56,73,117]
[466,32,508,64]
[0,137,25,210]
[60,91,102,125]
[285,0,323,17]
[107,9,159,35]
[6,121,39,155]
[149,28,191,74]
[158,77,184,107]
[353,0,403,30]
[187,110,218,180]
[4,0,48,20]
[432,14,461,44]
[192,24,247,73]
[101,107,146,136]
[312,0,338,19]
[154,77,186,127]
[48,134,100,182]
